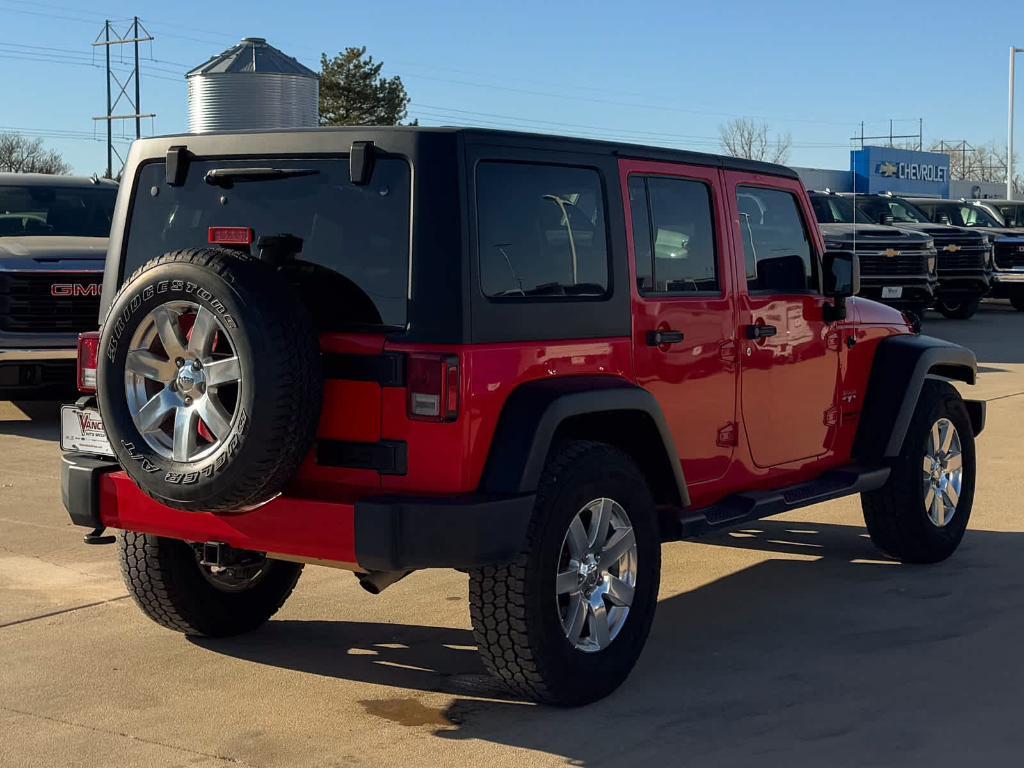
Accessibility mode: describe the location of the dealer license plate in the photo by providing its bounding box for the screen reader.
[881,286,903,299]
[60,406,114,457]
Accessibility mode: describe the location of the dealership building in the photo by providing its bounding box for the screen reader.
[795,145,1005,199]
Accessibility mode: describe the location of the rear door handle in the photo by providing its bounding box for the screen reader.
[647,330,685,346]
[746,324,778,340]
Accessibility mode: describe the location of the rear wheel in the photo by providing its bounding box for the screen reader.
[119,532,302,636]
[1010,291,1024,312]
[936,298,980,320]
[862,381,975,564]
[468,441,660,706]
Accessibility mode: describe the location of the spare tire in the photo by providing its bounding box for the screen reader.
[97,248,322,513]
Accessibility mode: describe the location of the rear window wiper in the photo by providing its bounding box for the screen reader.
[203,167,320,187]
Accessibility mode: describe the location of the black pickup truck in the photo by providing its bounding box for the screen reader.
[845,193,992,320]
[808,191,937,317]
[908,197,1024,312]
[0,173,117,399]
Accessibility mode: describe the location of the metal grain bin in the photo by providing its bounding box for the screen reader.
[187,37,319,133]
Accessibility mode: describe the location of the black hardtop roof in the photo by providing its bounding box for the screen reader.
[0,172,117,188]
[134,125,800,180]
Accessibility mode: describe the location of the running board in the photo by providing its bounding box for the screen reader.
[675,465,891,539]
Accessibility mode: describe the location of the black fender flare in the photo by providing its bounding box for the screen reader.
[479,377,690,507]
[854,334,981,461]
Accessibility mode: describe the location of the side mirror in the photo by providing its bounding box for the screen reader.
[823,250,860,298]
[823,250,859,323]
[878,213,895,226]
[937,213,951,224]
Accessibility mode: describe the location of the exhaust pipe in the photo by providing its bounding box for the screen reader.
[357,570,412,595]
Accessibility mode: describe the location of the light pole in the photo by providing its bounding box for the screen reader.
[1009,47,1024,200]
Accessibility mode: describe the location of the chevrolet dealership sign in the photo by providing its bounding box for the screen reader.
[852,146,951,197]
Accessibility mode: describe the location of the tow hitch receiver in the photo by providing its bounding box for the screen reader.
[198,541,264,569]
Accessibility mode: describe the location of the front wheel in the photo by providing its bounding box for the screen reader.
[862,381,975,563]
[935,298,980,320]
[469,441,660,706]
[119,532,303,636]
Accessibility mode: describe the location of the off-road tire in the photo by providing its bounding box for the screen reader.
[97,248,321,513]
[936,298,980,320]
[862,380,975,563]
[468,440,660,706]
[118,531,302,636]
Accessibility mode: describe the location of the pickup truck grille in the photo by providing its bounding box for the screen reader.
[0,272,102,333]
[994,242,1024,270]
[936,245,989,271]
[854,243,930,276]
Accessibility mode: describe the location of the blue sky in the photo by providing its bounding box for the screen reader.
[4,0,1024,175]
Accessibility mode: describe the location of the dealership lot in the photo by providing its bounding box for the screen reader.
[2,305,1023,768]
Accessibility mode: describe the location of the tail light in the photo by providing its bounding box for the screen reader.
[407,354,459,422]
[208,227,253,246]
[77,331,100,394]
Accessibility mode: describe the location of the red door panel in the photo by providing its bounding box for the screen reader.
[620,160,738,486]
[722,171,841,469]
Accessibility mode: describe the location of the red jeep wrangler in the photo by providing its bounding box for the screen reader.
[60,128,984,706]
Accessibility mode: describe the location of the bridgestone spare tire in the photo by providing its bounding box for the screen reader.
[97,248,322,513]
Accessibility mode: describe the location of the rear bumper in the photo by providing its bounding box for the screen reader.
[60,453,534,571]
[0,348,77,396]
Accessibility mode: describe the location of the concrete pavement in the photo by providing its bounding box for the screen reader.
[1,303,1022,768]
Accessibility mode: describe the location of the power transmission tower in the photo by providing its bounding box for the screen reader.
[851,118,924,150]
[93,17,155,178]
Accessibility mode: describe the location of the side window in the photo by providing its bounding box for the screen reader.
[477,162,608,298]
[736,186,816,293]
[628,175,719,294]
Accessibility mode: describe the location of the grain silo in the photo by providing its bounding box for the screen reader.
[187,37,319,133]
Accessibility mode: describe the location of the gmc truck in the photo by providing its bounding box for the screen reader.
[0,173,117,399]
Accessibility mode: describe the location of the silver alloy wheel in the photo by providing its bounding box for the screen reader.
[125,301,242,463]
[922,417,963,528]
[556,497,638,653]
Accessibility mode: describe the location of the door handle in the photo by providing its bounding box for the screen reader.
[746,324,778,340]
[646,329,685,347]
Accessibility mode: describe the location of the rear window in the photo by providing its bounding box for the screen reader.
[124,157,411,328]
[476,162,608,298]
[0,184,116,238]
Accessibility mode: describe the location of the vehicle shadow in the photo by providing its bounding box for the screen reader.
[0,400,61,440]
[196,520,1024,765]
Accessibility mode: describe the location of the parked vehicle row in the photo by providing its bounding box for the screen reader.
[809,189,1024,320]
[0,173,117,400]
[907,198,1024,312]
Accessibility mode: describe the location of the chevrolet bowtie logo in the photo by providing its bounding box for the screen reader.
[876,161,899,178]
[944,244,962,252]
[883,248,901,258]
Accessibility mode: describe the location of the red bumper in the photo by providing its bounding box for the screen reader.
[63,455,534,571]
[99,472,359,567]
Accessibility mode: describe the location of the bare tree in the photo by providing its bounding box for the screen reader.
[0,133,71,174]
[930,140,1024,193]
[719,118,792,164]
